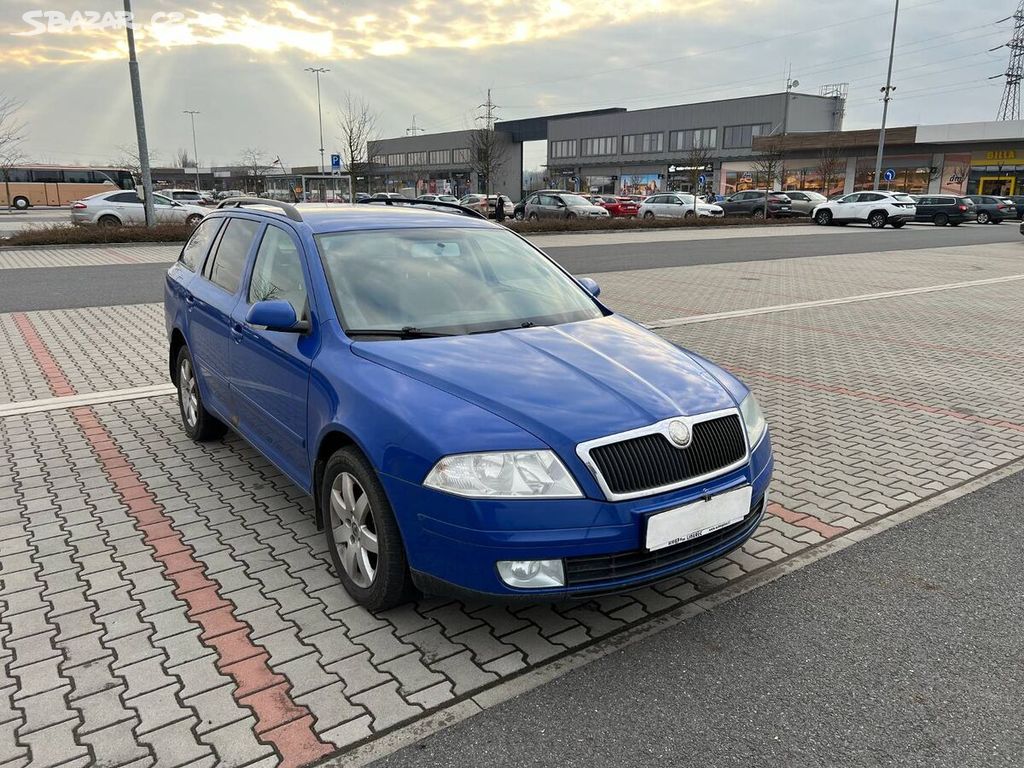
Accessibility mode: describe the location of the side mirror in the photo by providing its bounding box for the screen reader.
[246,300,308,333]
[578,277,601,297]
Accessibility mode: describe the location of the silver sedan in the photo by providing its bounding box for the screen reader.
[71,190,207,227]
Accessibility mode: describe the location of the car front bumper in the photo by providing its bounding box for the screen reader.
[383,429,774,599]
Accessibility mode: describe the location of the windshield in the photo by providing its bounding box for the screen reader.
[559,194,593,207]
[316,227,604,337]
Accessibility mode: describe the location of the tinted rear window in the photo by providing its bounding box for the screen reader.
[179,218,223,272]
[207,218,261,294]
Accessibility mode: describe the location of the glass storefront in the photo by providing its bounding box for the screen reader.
[583,175,616,194]
[618,174,662,196]
[781,166,845,197]
[853,156,932,194]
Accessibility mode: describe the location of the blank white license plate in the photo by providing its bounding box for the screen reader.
[645,485,752,551]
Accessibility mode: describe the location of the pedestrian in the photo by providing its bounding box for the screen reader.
[494,193,506,222]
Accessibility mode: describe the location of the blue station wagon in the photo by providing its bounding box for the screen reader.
[165,198,773,610]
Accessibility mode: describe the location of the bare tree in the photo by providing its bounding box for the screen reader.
[467,127,508,198]
[239,147,270,194]
[751,137,785,219]
[176,147,196,169]
[815,134,843,197]
[683,143,714,215]
[112,142,159,177]
[337,92,380,197]
[0,96,26,213]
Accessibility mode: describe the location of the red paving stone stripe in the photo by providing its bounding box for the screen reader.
[10,312,333,768]
[11,312,77,397]
[69,405,336,768]
[767,502,844,539]
[730,365,1024,434]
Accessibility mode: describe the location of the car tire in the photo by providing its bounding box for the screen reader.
[751,208,765,220]
[977,211,990,224]
[186,214,203,228]
[323,447,412,611]
[174,345,228,442]
[684,210,695,219]
[643,211,655,220]
[890,221,905,229]
[566,212,576,220]
[868,211,887,229]
[97,214,121,228]
[12,196,29,211]
[514,211,524,221]
[527,212,539,222]
[814,209,833,226]
[933,213,949,226]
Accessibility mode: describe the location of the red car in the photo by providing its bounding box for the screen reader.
[592,195,639,218]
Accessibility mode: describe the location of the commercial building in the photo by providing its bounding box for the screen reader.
[746,120,1024,196]
[371,94,845,198]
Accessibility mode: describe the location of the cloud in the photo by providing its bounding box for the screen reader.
[2,0,721,65]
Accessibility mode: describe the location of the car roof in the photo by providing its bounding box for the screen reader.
[214,202,497,234]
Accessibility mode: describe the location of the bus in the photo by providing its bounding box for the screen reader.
[0,164,136,209]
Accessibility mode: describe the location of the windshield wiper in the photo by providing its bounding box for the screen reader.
[346,326,454,339]
[469,321,538,335]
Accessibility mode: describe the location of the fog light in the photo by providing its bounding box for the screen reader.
[496,559,565,589]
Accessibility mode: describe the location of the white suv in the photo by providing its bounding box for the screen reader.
[639,192,724,219]
[811,191,916,229]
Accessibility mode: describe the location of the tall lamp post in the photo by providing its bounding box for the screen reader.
[873,0,900,189]
[183,110,201,191]
[123,0,155,226]
[304,66,330,174]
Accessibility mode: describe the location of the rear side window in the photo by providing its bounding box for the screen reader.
[108,192,141,204]
[206,218,261,294]
[248,226,308,319]
[179,218,223,272]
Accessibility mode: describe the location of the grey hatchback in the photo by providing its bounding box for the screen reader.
[967,195,1017,224]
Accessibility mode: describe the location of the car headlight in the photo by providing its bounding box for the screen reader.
[739,393,767,446]
[424,451,582,498]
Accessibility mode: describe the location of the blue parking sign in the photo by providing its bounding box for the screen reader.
[330,153,341,170]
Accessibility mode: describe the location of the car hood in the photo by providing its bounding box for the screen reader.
[350,315,736,448]
[698,204,723,213]
[569,204,608,213]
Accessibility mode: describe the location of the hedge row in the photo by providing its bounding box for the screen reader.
[2,213,807,247]
[503,215,807,234]
[1,223,193,247]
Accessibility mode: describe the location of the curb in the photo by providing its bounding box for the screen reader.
[0,240,184,252]
[319,454,1024,767]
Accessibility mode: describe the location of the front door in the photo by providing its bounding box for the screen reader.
[188,217,263,420]
[229,224,317,485]
[979,176,1015,196]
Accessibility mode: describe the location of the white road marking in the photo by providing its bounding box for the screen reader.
[645,273,1024,329]
[0,383,175,417]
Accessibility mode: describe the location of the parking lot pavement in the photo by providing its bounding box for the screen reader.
[370,468,1024,768]
[1,236,1023,767]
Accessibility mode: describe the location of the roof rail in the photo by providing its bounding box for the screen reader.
[216,197,303,222]
[356,198,487,220]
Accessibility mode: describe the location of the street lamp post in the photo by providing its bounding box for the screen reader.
[304,66,330,174]
[183,110,201,191]
[123,0,155,226]
[873,0,900,190]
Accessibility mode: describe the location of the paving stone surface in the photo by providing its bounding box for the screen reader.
[1,238,1023,766]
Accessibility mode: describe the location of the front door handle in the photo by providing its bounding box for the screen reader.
[230,323,244,342]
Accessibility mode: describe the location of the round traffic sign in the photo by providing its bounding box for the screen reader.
[883,168,896,182]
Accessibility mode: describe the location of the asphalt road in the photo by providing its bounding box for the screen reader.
[0,224,1020,313]
[372,470,1024,768]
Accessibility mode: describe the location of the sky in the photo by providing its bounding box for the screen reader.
[0,0,1017,172]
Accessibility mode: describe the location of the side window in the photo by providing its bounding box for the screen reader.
[108,192,141,204]
[788,192,806,201]
[248,226,308,319]
[206,218,261,294]
[179,218,223,272]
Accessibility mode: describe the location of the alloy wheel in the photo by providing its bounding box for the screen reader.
[330,472,378,588]
[179,358,198,429]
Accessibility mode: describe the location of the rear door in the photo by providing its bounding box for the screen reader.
[187,216,262,420]
[915,196,934,221]
[230,224,317,484]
